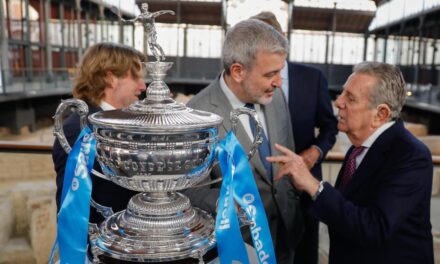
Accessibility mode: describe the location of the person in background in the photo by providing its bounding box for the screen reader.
[52,42,146,224]
[251,11,338,264]
[268,61,434,264]
[185,19,304,263]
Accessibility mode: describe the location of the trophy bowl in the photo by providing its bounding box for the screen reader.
[90,105,222,193]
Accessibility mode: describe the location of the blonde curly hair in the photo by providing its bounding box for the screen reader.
[72,42,146,106]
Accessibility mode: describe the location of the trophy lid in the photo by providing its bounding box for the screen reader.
[89,62,223,133]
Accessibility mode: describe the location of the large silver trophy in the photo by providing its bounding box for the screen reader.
[53,4,263,264]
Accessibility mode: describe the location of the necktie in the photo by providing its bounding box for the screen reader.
[340,146,365,189]
[244,103,273,181]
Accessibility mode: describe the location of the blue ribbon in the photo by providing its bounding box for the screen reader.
[215,131,276,264]
[50,127,96,263]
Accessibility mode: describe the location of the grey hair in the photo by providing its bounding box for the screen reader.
[353,62,407,120]
[222,19,288,75]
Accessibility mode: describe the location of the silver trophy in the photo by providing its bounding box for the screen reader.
[53,5,263,263]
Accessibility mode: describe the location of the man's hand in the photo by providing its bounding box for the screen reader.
[267,144,320,197]
[299,146,321,170]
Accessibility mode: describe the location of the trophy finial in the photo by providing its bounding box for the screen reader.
[111,5,175,62]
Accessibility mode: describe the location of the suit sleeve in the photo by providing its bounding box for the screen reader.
[52,114,82,211]
[313,70,338,157]
[309,146,433,247]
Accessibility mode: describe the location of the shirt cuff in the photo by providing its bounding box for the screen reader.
[312,145,324,161]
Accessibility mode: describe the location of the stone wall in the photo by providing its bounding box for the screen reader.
[0,152,56,264]
[0,153,55,182]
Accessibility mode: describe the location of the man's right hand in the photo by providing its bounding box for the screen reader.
[267,144,320,198]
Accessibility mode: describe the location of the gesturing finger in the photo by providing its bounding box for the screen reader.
[266,155,291,164]
[273,143,296,157]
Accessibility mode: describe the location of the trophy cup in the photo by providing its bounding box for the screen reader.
[53,4,263,263]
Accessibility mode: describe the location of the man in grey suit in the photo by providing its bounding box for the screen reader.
[185,19,303,263]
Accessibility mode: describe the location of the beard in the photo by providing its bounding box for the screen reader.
[242,82,276,106]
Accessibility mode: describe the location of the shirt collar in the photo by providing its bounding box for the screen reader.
[362,121,395,148]
[100,101,116,111]
[220,71,249,109]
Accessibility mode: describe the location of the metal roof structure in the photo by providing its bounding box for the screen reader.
[135,0,225,26]
[368,4,440,39]
[128,0,377,34]
[291,6,375,33]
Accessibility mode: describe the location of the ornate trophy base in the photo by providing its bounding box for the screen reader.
[90,192,216,263]
[92,247,218,264]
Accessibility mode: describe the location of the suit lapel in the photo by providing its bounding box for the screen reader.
[344,147,384,195]
[342,121,402,196]
[263,100,278,181]
[208,82,232,135]
[337,146,385,196]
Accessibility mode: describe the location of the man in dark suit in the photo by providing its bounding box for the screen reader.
[52,42,146,224]
[185,19,303,263]
[268,61,434,264]
[251,11,338,264]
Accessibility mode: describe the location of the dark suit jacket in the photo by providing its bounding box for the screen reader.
[52,104,138,224]
[185,78,304,264]
[287,62,338,179]
[310,120,434,264]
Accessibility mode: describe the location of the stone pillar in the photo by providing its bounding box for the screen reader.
[0,194,13,249]
[28,196,57,264]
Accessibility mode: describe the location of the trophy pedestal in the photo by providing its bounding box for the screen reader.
[90,192,216,263]
[92,248,218,264]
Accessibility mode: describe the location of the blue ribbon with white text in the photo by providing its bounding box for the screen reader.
[215,131,276,264]
[50,127,96,263]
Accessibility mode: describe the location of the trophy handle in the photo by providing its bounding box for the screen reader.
[230,107,263,160]
[189,107,263,189]
[237,207,255,227]
[53,98,109,181]
[90,198,114,219]
[53,98,89,154]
